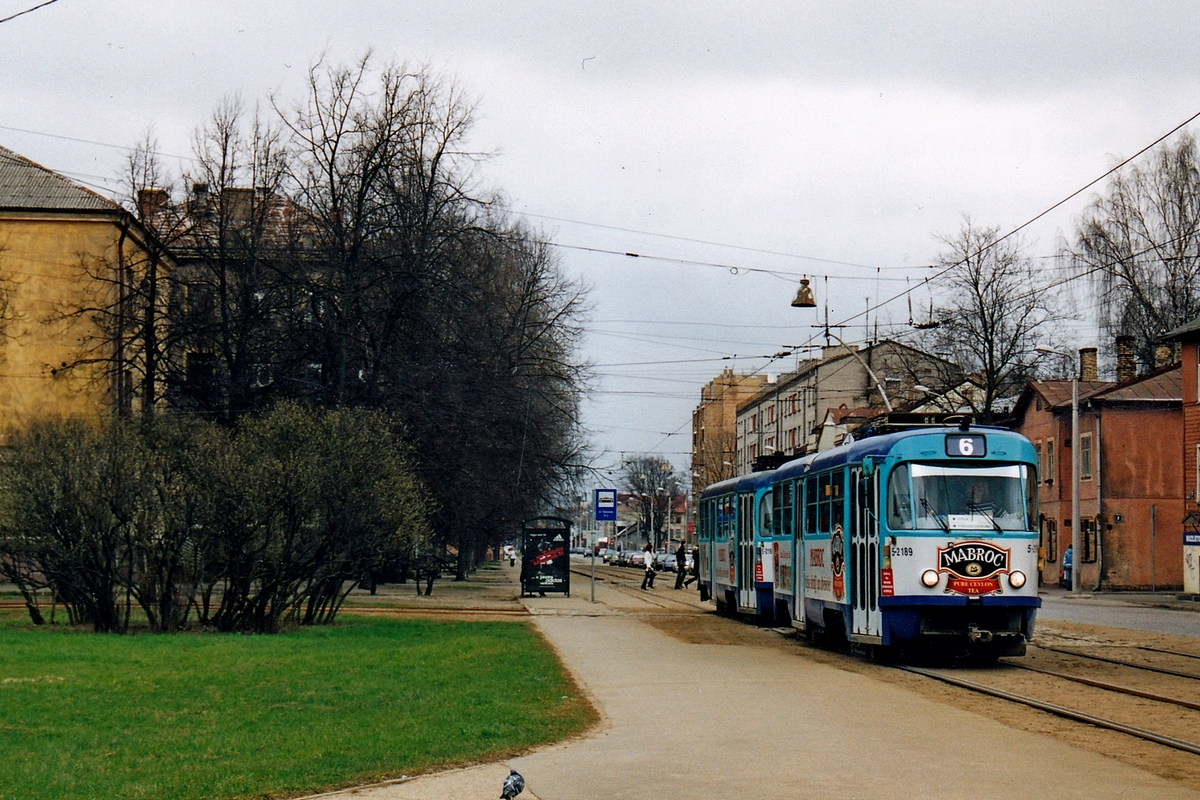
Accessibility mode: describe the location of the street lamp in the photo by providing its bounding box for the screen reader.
[788,282,893,413]
[1035,345,1081,594]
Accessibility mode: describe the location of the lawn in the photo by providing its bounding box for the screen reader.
[0,612,594,799]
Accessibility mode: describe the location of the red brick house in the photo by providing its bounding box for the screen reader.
[1164,319,1200,544]
[1009,349,1182,590]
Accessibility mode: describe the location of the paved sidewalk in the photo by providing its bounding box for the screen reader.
[320,573,1199,800]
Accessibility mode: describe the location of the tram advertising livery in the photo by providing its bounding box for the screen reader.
[698,420,1040,659]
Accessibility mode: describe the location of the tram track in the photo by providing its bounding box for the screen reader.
[568,561,704,613]
[1033,643,1200,681]
[899,664,1200,757]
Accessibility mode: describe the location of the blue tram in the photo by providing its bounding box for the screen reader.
[701,422,1041,658]
[696,470,777,619]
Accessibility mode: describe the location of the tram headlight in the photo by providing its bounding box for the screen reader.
[1008,570,1027,589]
[921,569,940,588]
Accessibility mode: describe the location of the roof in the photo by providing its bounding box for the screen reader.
[1027,380,1113,409]
[1011,365,1181,422]
[1092,365,1181,403]
[0,145,120,213]
[1163,316,1200,342]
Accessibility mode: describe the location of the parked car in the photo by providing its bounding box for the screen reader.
[656,553,677,572]
[626,551,647,568]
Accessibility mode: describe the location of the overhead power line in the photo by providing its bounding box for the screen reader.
[803,105,1200,352]
[0,0,59,25]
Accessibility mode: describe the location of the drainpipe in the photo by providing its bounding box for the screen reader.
[1093,413,1103,591]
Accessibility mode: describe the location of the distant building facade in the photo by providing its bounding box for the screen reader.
[733,340,956,473]
[0,145,168,438]
[690,368,768,500]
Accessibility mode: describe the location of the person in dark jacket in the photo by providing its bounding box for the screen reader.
[674,540,688,589]
[684,547,699,588]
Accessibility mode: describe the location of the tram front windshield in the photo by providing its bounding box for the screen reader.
[888,463,1031,532]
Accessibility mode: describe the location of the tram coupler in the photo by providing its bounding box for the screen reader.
[967,626,993,644]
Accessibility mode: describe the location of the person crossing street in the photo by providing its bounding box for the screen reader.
[640,544,656,590]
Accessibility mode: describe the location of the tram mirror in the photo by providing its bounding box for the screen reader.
[862,457,875,477]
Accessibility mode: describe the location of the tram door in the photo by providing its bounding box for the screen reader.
[850,467,882,639]
[737,492,755,610]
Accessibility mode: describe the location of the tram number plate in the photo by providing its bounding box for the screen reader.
[946,434,986,458]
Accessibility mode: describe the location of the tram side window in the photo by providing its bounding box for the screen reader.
[818,472,832,531]
[887,463,912,530]
[1024,464,1038,531]
[781,480,794,538]
[830,468,844,531]
[772,484,782,538]
[805,476,818,536]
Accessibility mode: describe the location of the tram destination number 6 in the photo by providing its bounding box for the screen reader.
[946,434,986,458]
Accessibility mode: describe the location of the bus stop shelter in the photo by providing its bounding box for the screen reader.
[520,516,571,597]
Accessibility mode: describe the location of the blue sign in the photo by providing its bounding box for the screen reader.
[595,489,617,522]
[1185,532,1200,546]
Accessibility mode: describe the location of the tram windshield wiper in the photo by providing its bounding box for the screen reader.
[968,502,1003,534]
[920,497,950,533]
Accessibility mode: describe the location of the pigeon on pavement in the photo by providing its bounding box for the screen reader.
[501,768,525,799]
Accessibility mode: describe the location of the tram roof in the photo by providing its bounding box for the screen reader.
[773,424,1025,482]
[698,469,774,499]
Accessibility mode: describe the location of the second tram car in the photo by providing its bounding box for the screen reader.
[697,470,776,619]
[701,421,1041,659]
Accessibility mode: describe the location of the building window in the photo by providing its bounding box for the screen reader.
[1081,518,1098,563]
[1080,433,1093,480]
[1044,517,1058,562]
[1036,396,1043,411]
[1035,441,1043,478]
[1046,440,1055,483]
[768,406,775,425]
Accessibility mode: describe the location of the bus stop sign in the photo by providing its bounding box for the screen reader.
[520,516,571,597]
[595,488,617,522]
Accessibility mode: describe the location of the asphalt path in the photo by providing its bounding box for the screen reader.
[1037,592,1200,637]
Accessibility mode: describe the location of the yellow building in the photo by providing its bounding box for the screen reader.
[0,145,167,438]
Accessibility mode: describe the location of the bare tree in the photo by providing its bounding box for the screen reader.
[1072,133,1200,368]
[917,218,1060,421]
[621,457,680,550]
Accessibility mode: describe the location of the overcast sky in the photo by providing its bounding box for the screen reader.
[4,1,1199,481]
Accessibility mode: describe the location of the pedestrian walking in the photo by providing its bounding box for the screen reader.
[674,540,688,589]
[1061,545,1073,589]
[641,544,656,590]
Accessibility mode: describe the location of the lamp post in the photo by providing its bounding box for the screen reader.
[788,280,893,414]
[1036,346,1081,594]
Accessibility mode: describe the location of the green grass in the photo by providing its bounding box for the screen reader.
[0,612,594,800]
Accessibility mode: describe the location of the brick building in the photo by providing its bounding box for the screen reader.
[1164,318,1200,545]
[1009,346,1183,589]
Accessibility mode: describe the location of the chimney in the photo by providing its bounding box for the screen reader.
[137,188,168,219]
[221,187,254,222]
[1078,347,1098,382]
[1115,335,1137,382]
[1154,344,1173,369]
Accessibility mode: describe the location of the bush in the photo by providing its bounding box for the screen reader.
[0,405,431,633]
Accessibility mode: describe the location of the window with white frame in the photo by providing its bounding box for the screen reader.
[1080,433,1093,480]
